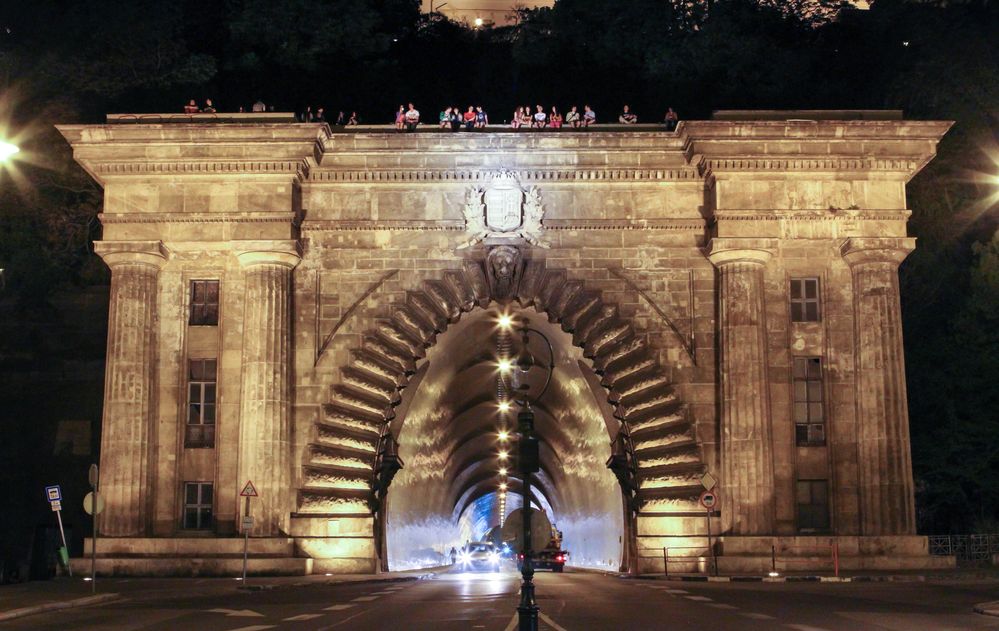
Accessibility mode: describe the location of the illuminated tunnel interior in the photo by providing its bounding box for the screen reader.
[385,308,624,570]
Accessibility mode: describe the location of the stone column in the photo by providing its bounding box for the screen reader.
[841,237,917,536]
[94,241,168,536]
[236,242,301,536]
[708,238,777,535]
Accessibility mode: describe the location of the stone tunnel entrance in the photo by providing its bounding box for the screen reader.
[383,308,625,571]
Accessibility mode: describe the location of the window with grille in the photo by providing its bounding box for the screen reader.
[183,482,213,529]
[790,277,820,322]
[796,479,830,531]
[185,359,216,448]
[793,357,825,446]
[189,280,220,326]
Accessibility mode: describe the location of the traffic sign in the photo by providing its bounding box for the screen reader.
[239,480,258,497]
[45,485,62,502]
[84,492,105,515]
[241,515,254,530]
[50,500,62,512]
[88,464,100,489]
[699,489,718,510]
[699,472,717,491]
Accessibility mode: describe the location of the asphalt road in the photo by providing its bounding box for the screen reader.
[4,566,999,630]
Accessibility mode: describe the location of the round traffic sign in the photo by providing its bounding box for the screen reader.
[83,491,105,515]
[699,489,718,510]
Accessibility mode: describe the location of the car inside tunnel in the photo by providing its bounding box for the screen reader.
[384,308,625,571]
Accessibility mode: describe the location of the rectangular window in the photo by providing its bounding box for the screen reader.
[793,357,825,446]
[185,359,217,448]
[790,277,820,322]
[796,480,830,531]
[189,280,220,326]
[183,482,213,529]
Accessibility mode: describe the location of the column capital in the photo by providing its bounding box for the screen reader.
[233,240,302,269]
[841,237,916,268]
[706,238,778,267]
[94,240,169,269]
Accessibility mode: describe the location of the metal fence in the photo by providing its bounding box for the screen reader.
[928,534,999,562]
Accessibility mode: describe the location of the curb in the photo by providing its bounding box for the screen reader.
[973,601,999,618]
[0,592,121,623]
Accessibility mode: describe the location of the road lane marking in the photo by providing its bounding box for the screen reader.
[370,591,393,595]
[665,589,688,594]
[207,608,265,617]
[538,612,569,631]
[708,604,738,610]
[684,595,714,602]
[741,613,776,620]
[785,625,831,631]
[226,626,275,631]
[324,604,355,611]
[503,614,518,631]
[351,596,378,602]
[285,614,324,621]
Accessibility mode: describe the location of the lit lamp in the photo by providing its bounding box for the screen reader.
[474,17,484,27]
[0,141,20,162]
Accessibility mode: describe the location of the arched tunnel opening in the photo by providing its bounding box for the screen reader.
[383,308,626,571]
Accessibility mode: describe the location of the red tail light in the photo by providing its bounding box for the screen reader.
[518,554,524,560]
[556,555,564,562]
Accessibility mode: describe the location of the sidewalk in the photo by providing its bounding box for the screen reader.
[0,569,442,623]
[570,565,999,584]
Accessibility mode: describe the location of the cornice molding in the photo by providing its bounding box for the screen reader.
[92,160,310,177]
[714,209,911,221]
[701,157,921,173]
[99,212,295,224]
[307,168,702,183]
[299,218,706,232]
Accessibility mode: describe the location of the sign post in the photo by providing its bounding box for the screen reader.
[699,488,718,577]
[87,464,100,592]
[44,485,71,577]
[239,481,258,583]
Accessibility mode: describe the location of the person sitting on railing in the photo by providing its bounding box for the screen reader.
[347,111,359,126]
[463,105,476,130]
[395,105,405,130]
[618,104,637,124]
[532,104,547,128]
[252,99,266,112]
[335,110,346,126]
[439,107,452,128]
[301,106,313,122]
[404,103,420,131]
[511,107,524,129]
[449,105,462,131]
[184,99,199,114]
[475,106,488,129]
[315,107,326,123]
[664,107,679,131]
[565,105,580,128]
[202,99,217,114]
[582,104,596,127]
[549,106,563,129]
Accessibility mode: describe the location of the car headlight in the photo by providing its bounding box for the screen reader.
[489,552,501,564]
[458,552,472,565]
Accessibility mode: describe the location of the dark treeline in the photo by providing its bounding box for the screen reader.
[0,0,997,534]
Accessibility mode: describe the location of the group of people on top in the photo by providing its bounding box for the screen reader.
[432,105,491,131]
[510,104,598,129]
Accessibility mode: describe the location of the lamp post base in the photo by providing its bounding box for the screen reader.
[518,564,538,631]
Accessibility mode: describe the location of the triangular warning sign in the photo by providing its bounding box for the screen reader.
[239,480,258,497]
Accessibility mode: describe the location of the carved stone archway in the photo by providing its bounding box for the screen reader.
[297,246,706,572]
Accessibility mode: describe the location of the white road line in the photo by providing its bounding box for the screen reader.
[351,596,378,602]
[665,589,689,594]
[538,612,570,631]
[225,626,275,631]
[324,604,355,611]
[785,625,831,631]
[284,614,324,621]
[370,591,393,595]
[708,604,738,610]
[503,613,518,631]
[684,595,714,602]
[741,613,776,620]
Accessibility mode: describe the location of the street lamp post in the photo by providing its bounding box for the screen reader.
[510,318,553,631]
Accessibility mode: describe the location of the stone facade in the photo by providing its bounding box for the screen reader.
[58,115,953,575]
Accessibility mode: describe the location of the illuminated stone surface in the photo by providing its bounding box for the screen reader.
[58,114,953,575]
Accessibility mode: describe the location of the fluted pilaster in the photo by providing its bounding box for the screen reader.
[708,239,777,535]
[236,243,301,536]
[842,237,916,535]
[94,241,168,536]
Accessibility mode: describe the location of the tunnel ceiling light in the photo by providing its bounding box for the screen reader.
[498,401,511,413]
[0,141,19,162]
[498,430,510,441]
[497,358,513,373]
[498,451,508,460]
[499,482,507,490]
[499,467,507,476]
[497,314,514,329]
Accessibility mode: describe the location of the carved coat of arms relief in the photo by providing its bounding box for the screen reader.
[457,171,549,249]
